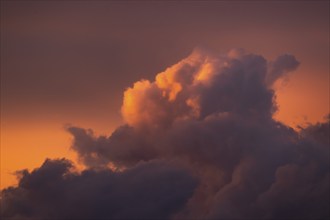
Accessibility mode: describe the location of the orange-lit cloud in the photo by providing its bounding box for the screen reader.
[2,48,328,220]
[2,1,328,193]
[121,48,299,129]
[1,1,329,219]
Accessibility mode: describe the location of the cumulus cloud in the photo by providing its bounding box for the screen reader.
[121,48,298,129]
[1,48,329,220]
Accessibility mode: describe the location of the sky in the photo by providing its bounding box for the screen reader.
[0,1,329,219]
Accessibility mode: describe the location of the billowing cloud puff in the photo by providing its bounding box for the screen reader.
[1,48,329,220]
[122,48,281,129]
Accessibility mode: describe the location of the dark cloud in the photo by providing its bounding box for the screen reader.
[266,54,300,86]
[67,125,158,168]
[1,159,197,220]
[1,49,329,220]
[299,114,330,146]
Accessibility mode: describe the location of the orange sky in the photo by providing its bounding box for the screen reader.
[1,1,329,189]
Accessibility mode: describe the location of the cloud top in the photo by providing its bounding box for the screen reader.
[122,48,299,129]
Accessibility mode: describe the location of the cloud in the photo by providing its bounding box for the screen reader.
[1,48,329,220]
[1,159,197,220]
[266,54,300,86]
[121,47,295,129]
[299,114,330,146]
